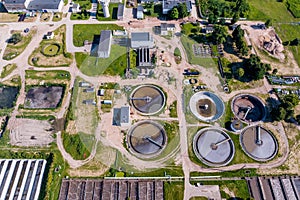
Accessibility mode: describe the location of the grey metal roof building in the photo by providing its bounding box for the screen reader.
[120,106,130,126]
[131,32,154,49]
[117,4,124,20]
[137,5,144,19]
[2,0,29,12]
[162,0,192,14]
[27,0,64,12]
[0,159,47,200]
[97,30,112,58]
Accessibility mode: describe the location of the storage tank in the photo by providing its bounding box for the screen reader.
[100,0,110,18]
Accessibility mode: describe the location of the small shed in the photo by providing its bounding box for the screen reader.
[84,87,95,93]
[79,82,90,87]
[98,89,105,96]
[102,100,112,105]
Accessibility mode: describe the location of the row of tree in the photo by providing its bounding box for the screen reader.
[201,0,250,24]
[232,25,249,56]
[168,3,190,19]
[271,94,300,121]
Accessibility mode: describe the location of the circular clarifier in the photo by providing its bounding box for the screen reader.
[193,128,235,167]
[189,91,225,122]
[130,85,166,115]
[240,125,278,161]
[127,120,167,158]
[231,94,266,122]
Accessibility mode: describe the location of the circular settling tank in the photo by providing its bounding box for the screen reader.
[231,94,266,122]
[127,120,167,158]
[189,91,225,122]
[130,85,166,115]
[240,126,278,161]
[193,128,235,167]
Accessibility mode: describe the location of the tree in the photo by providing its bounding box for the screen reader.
[208,14,218,24]
[271,107,286,121]
[237,67,244,78]
[169,7,179,19]
[282,94,299,108]
[178,3,189,18]
[265,19,272,28]
[219,18,226,25]
[240,42,249,56]
[290,38,300,46]
[272,68,278,75]
[9,33,22,44]
[212,25,228,44]
[231,13,239,24]
[244,54,267,80]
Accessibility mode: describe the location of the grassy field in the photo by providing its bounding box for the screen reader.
[164,182,184,200]
[143,3,162,18]
[180,35,217,67]
[75,44,127,76]
[25,70,71,81]
[3,29,36,60]
[0,13,19,22]
[0,64,17,78]
[70,12,90,20]
[73,0,91,9]
[193,180,250,199]
[97,3,119,21]
[62,131,95,160]
[248,0,296,22]
[73,24,124,47]
[28,25,72,67]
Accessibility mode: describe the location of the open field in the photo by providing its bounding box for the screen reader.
[75,44,127,76]
[67,78,99,135]
[73,24,123,47]
[0,13,19,22]
[10,118,54,146]
[192,180,250,199]
[164,182,184,200]
[28,25,72,67]
[3,28,37,60]
[181,35,217,68]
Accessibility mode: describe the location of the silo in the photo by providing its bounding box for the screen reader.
[100,0,110,18]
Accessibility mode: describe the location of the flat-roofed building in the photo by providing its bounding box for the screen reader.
[137,5,143,19]
[2,0,30,12]
[120,106,130,126]
[3,0,64,12]
[27,0,64,12]
[131,32,154,49]
[97,30,112,58]
[117,3,124,20]
[0,159,47,200]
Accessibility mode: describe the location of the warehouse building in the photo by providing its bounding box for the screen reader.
[97,30,112,58]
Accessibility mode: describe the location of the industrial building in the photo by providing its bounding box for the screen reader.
[2,0,64,12]
[131,32,154,49]
[160,23,176,35]
[0,159,47,200]
[97,30,112,58]
[162,0,192,14]
[137,48,152,67]
[113,106,131,126]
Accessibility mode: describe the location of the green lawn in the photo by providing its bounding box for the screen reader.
[73,0,91,9]
[75,44,127,76]
[73,24,124,47]
[164,182,184,200]
[194,180,250,199]
[97,3,119,21]
[180,35,217,67]
[0,63,17,78]
[248,0,296,22]
[62,132,95,160]
[181,23,200,36]
[25,70,71,81]
[70,12,90,20]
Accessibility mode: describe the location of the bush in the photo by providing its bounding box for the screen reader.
[8,33,22,44]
